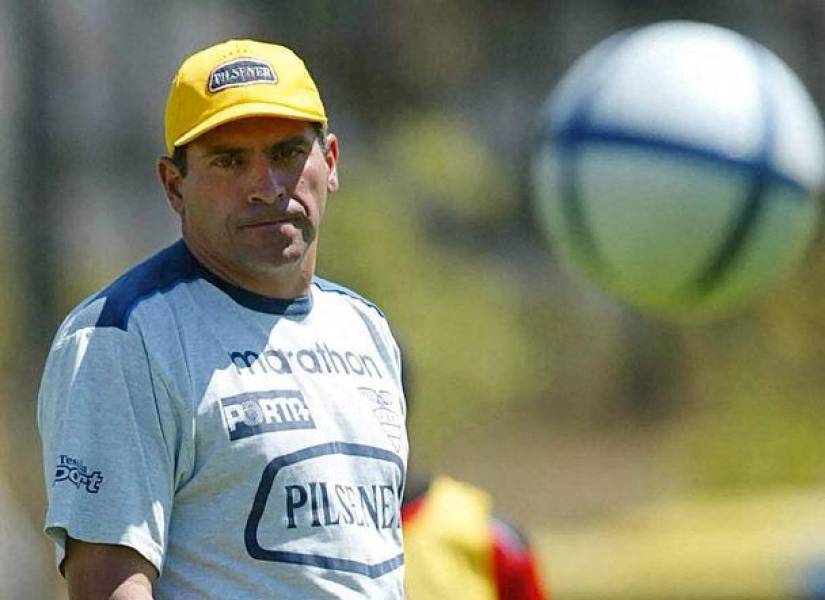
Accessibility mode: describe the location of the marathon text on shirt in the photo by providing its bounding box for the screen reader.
[229,343,383,379]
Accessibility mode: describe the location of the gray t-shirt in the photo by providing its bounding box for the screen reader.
[38,240,408,599]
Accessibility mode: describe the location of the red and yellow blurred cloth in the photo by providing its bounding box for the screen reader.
[402,475,549,600]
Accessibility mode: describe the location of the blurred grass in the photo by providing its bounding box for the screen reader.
[669,249,825,493]
[672,383,825,491]
[536,487,825,600]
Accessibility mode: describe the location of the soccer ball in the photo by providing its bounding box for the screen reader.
[532,21,825,319]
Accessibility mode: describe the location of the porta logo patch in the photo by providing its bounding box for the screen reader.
[221,389,316,441]
[208,58,277,93]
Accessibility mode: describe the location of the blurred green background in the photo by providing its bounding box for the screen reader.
[3,1,825,598]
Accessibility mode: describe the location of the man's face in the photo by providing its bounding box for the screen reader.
[161,117,339,295]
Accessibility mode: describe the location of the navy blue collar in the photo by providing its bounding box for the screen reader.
[95,239,312,330]
[181,241,313,317]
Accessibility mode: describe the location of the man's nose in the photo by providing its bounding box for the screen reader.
[247,158,288,205]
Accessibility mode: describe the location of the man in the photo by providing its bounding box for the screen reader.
[38,39,407,599]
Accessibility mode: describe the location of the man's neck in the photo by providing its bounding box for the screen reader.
[183,239,315,299]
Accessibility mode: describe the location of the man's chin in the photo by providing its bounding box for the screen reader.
[249,247,308,271]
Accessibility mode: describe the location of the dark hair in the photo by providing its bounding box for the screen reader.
[312,122,329,151]
[168,121,328,178]
[170,144,189,177]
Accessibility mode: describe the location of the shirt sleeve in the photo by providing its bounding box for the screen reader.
[37,322,181,575]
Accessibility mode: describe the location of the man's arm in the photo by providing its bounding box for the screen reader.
[65,538,157,600]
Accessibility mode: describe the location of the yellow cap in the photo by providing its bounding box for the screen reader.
[164,39,327,154]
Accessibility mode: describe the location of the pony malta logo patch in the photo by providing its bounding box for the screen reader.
[209,58,277,93]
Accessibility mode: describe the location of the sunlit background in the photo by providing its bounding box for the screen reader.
[3,1,825,598]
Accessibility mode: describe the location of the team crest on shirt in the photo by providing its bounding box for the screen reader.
[358,387,403,452]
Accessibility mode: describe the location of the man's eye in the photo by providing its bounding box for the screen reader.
[273,147,306,161]
[212,154,241,168]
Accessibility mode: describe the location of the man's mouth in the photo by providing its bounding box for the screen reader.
[240,215,302,229]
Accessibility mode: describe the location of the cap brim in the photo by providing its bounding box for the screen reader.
[172,102,328,151]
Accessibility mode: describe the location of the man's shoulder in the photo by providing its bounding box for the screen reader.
[312,276,386,319]
[65,240,202,334]
[92,239,206,331]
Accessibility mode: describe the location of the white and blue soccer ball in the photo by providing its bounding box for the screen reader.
[532,21,825,318]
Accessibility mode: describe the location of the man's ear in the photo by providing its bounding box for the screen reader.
[158,157,185,215]
[324,134,340,193]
